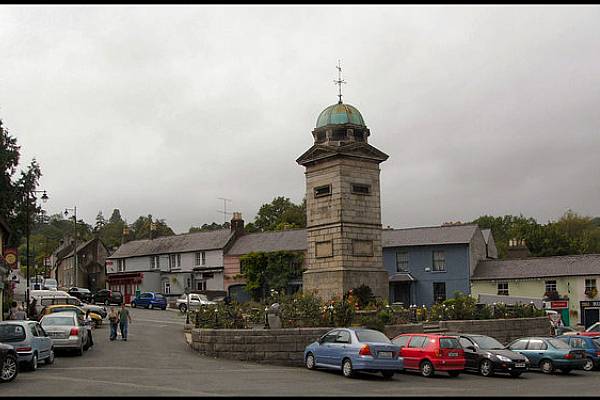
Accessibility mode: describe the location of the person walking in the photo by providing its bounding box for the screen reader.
[118,303,132,341]
[7,302,18,320]
[84,310,94,348]
[108,307,119,341]
[13,305,27,321]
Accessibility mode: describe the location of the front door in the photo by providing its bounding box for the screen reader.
[403,335,427,369]
[124,284,132,304]
[459,337,478,370]
[393,283,411,306]
[584,308,600,328]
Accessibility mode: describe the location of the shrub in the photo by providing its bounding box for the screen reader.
[350,284,375,309]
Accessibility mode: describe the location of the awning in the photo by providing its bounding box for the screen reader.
[389,272,416,283]
[107,272,144,284]
[192,267,224,273]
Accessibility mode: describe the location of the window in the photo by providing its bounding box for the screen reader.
[355,330,391,343]
[545,280,557,293]
[408,336,427,348]
[177,254,181,267]
[432,251,445,272]
[320,331,339,344]
[196,252,206,266]
[395,252,409,272]
[163,281,171,294]
[585,279,597,292]
[196,281,206,291]
[527,339,547,351]
[351,184,371,195]
[169,254,181,269]
[117,259,126,272]
[570,338,586,349]
[439,338,460,349]
[314,184,331,198]
[186,277,191,289]
[335,331,351,344]
[497,282,509,296]
[150,256,160,270]
[509,339,529,350]
[433,282,446,303]
[392,335,410,347]
[459,337,475,349]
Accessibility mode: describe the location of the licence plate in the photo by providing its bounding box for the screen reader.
[378,351,393,359]
[448,352,458,357]
[515,363,526,368]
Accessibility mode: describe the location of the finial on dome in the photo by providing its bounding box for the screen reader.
[333,59,346,104]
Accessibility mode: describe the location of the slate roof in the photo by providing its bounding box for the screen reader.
[472,254,600,280]
[382,224,479,248]
[62,239,97,259]
[108,229,234,259]
[226,229,307,256]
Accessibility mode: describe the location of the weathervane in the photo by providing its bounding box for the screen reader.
[333,59,346,104]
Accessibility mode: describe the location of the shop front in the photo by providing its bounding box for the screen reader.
[107,272,144,304]
[580,300,600,328]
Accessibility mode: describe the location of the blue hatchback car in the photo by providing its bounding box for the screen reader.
[506,336,587,374]
[557,335,600,371]
[304,328,404,379]
[131,292,167,310]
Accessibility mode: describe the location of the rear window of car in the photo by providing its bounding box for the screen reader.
[355,330,391,343]
[0,325,26,342]
[439,337,461,349]
[548,338,571,349]
[41,316,75,326]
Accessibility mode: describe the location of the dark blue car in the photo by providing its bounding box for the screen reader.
[557,335,600,371]
[131,292,167,310]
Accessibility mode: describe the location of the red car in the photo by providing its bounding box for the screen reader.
[392,333,465,377]
[577,322,600,337]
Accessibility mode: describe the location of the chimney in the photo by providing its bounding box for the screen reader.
[230,212,245,236]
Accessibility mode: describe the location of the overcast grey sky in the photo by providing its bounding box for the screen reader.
[1,5,599,233]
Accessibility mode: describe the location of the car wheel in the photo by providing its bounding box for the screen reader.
[381,371,394,379]
[448,370,460,377]
[179,304,187,313]
[342,358,354,378]
[583,357,594,371]
[420,360,435,377]
[305,353,316,370]
[29,353,38,371]
[540,359,554,374]
[1,353,18,382]
[479,359,494,377]
[509,371,522,378]
[161,306,166,310]
[45,349,55,365]
[149,303,154,310]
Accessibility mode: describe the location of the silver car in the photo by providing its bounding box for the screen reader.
[0,321,54,371]
[40,312,89,356]
[176,293,216,313]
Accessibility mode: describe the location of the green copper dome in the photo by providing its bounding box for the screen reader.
[315,102,365,128]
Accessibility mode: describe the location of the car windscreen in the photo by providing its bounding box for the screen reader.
[50,307,81,315]
[0,324,26,342]
[79,289,91,293]
[42,316,75,326]
[592,338,600,349]
[355,329,391,343]
[439,337,461,349]
[471,335,505,350]
[548,338,571,349]
[155,294,165,299]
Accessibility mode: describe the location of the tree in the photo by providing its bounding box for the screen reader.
[130,215,174,240]
[250,196,306,232]
[94,211,107,232]
[472,214,538,258]
[239,251,304,302]
[188,221,230,233]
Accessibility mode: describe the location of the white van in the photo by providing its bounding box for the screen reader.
[30,290,82,315]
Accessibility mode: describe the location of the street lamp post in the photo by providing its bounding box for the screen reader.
[185,286,190,325]
[64,206,77,288]
[25,189,48,316]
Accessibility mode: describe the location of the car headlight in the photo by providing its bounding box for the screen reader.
[521,355,530,363]
[496,355,512,363]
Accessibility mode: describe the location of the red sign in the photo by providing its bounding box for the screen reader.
[3,248,18,269]
[551,300,568,309]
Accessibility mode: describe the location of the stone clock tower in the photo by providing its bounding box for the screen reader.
[296,80,390,300]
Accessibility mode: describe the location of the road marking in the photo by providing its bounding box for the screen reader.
[40,366,296,373]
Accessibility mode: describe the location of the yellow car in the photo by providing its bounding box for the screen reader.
[40,305,102,327]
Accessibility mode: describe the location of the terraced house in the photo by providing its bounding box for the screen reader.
[106,225,240,304]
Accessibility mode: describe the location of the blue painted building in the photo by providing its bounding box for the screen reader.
[382,224,497,307]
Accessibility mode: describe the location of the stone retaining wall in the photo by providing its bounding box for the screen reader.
[187,317,551,366]
[439,317,552,344]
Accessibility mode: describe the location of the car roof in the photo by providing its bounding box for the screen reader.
[0,320,32,325]
[42,311,77,318]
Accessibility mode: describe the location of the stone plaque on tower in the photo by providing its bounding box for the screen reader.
[296,64,390,300]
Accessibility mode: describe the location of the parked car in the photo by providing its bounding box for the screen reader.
[576,322,600,337]
[557,335,600,371]
[67,287,92,303]
[506,337,587,374]
[80,303,107,319]
[0,342,18,383]
[39,304,102,327]
[391,333,464,377]
[42,278,58,291]
[0,321,54,371]
[40,312,90,355]
[92,289,123,306]
[176,293,216,313]
[454,334,529,377]
[131,292,167,310]
[304,328,404,378]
